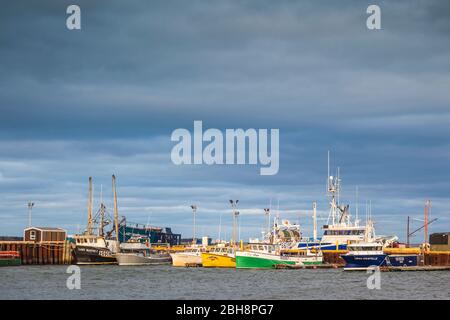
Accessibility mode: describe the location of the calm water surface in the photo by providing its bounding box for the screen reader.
[0,265,449,299]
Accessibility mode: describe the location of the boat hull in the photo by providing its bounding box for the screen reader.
[386,255,418,267]
[0,258,21,266]
[236,251,323,269]
[0,251,21,267]
[73,246,117,265]
[342,254,418,270]
[170,252,202,267]
[201,252,235,268]
[115,252,171,266]
[235,252,296,269]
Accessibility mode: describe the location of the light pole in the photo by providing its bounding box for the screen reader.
[191,205,197,245]
[27,202,34,227]
[229,200,239,246]
[264,208,270,238]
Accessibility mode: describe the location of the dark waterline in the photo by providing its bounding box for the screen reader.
[0,265,449,300]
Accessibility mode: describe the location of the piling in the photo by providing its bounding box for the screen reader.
[0,241,72,265]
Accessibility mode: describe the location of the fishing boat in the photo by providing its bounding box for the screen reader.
[201,201,241,268]
[0,251,21,267]
[201,245,236,268]
[235,243,322,269]
[296,153,397,251]
[341,243,418,270]
[73,176,120,265]
[341,219,417,270]
[236,215,322,269]
[170,246,205,267]
[115,238,171,266]
[73,234,117,265]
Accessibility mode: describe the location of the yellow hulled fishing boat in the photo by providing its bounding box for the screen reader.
[201,245,236,268]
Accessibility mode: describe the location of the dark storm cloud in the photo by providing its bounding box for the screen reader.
[1,0,449,136]
[0,1,449,238]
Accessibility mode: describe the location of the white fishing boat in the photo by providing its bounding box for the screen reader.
[170,246,205,267]
[115,237,172,266]
[296,153,397,251]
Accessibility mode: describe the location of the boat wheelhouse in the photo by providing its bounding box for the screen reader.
[73,234,117,265]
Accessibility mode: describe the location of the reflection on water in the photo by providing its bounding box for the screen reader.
[0,265,448,300]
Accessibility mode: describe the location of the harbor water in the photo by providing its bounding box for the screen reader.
[1,265,449,299]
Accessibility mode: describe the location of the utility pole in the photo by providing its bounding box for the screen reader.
[27,202,34,227]
[190,205,197,245]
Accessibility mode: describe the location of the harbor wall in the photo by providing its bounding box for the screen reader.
[424,252,450,266]
[0,241,72,265]
[323,250,450,267]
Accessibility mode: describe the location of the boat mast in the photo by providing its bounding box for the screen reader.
[112,175,119,244]
[355,186,359,227]
[327,151,338,226]
[99,184,104,237]
[87,177,93,235]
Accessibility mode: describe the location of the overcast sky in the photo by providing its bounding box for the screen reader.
[0,0,449,242]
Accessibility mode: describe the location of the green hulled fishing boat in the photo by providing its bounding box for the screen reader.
[236,244,322,269]
[0,251,21,266]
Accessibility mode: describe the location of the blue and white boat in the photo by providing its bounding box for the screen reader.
[341,219,417,270]
[341,242,418,270]
[341,242,386,270]
[296,154,397,251]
